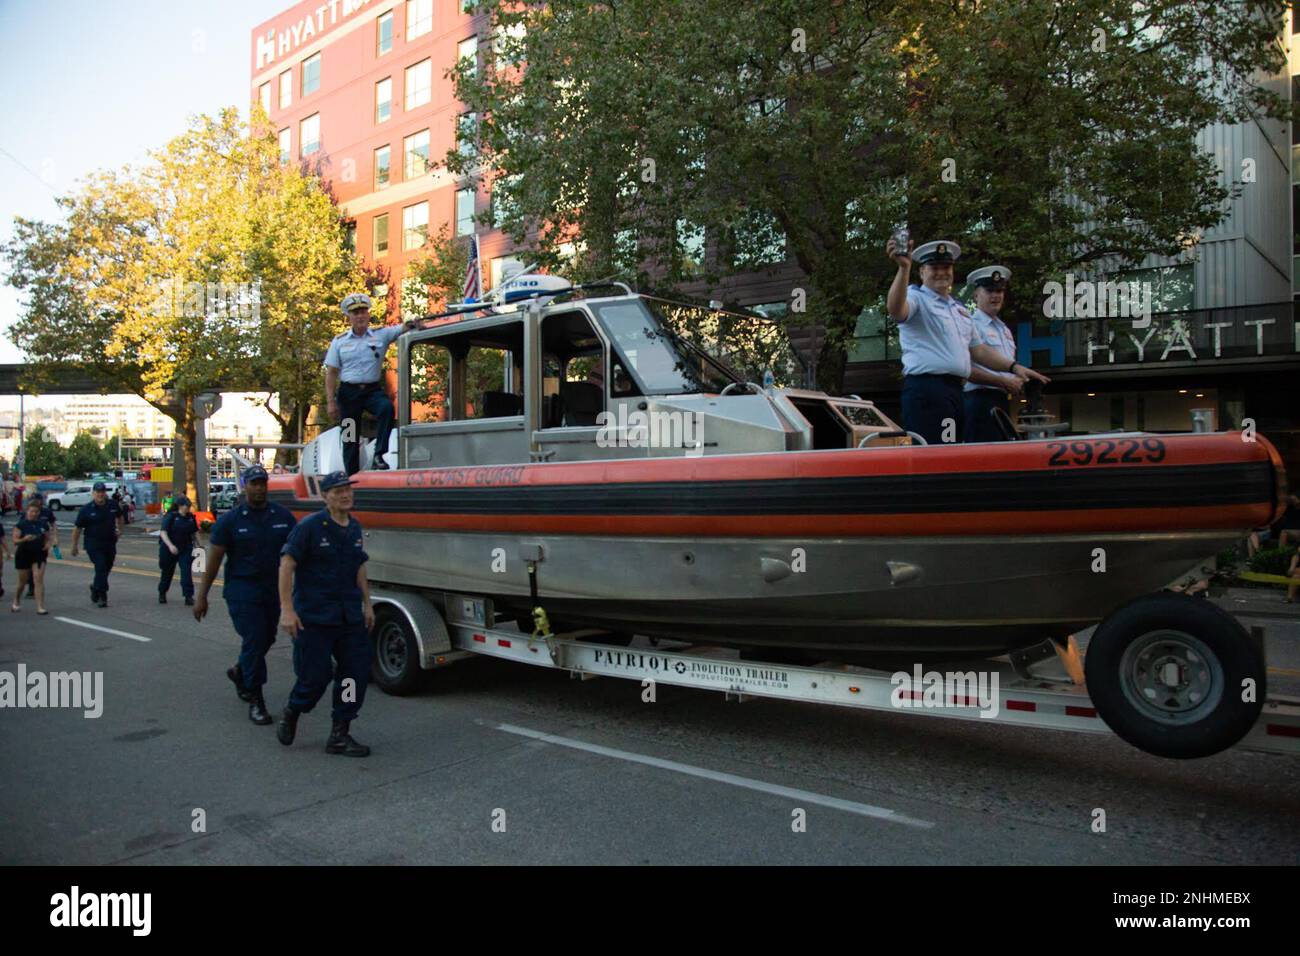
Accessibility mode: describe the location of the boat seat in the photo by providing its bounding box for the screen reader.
[560,381,603,426]
[482,390,524,417]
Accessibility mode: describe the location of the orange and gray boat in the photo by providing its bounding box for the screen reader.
[268,279,1287,757]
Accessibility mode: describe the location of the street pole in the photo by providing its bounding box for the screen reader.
[18,392,25,483]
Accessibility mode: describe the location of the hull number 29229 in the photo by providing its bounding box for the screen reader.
[1046,438,1166,467]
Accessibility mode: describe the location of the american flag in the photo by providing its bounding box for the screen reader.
[462,233,482,302]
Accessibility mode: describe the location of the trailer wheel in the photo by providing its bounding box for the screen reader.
[1084,593,1265,759]
[371,605,426,696]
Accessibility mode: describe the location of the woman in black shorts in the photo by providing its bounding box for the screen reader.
[12,500,51,614]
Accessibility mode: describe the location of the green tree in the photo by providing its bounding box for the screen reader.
[20,425,65,475]
[3,108,364,489]
[450,0,1291,390]
[66,430,111,477]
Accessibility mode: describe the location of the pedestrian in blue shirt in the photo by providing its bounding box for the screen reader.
[323,292,421,475]
[275,470,374,757]
[158,495,199,605]
[11,500,51,614]
[194,465,297,725]
[70,482,122,607]
[23,492,59,598]
[885,238,1049,444]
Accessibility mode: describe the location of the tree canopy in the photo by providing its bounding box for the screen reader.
[450,0,1291,389]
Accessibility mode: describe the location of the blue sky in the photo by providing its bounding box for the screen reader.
[0,0,283,400]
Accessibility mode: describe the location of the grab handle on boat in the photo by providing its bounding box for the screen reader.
[720,381,764,396]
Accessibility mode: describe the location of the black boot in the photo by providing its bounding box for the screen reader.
[276,707,300,746]
[226,665,253,702]
[184,596,194,606]
[97,594,108,608]
[158,592,167,604]
[325,720,370,757]
[248,689,273,726]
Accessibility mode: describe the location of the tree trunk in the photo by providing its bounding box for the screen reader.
[180,399,199,505]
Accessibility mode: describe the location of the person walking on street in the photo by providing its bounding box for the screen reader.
[24,492,59,598]
[71,482,122,608]
[158,495,199,605]
[194,465,297,725]
[10,500,51,614]
[275,471,375,757]
[324,293,422,475]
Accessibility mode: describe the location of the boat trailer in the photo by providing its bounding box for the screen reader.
[367,587,1300,759]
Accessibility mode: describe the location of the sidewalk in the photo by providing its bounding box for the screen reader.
[1211,586,1299,621]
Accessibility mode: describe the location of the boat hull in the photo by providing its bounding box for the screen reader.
[268,432,1283,662]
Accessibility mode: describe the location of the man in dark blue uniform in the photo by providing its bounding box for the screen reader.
[194,465,297,725]
[275,470,375,757]
[158,495,199,605]
[70,482,122,607]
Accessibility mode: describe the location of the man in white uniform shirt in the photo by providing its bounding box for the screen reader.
[963,265,1025,441]
[324,293,420,474]
[885,238,1048,444]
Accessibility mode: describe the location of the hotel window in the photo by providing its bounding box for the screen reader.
[491,174,521,228]
[302,53,321,97]
[493,20,526,65]
[455,188,475,236]
[377,10,394,55]
[407,0,432,40]
[458,36,478,77]
[279,69,292,108]
[456,112,478,160]
[278,127,291,164]
[405,58,431,110]
[403,129,430,179]
[374,145,391,189]
[403,201,429,250]
[374,213,390,257]
[375,77,392,123]
[258,82,271,114]
[299,113,320,156]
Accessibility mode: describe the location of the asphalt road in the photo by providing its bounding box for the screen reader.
[2,518,1299,865]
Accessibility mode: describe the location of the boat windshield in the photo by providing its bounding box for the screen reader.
[589,298,739,395]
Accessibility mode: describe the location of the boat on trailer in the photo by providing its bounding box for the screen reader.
[268,275,1291,757]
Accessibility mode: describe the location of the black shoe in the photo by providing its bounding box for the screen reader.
[226,665,253,703]
[90,588,98,604]
[96,596,108,608]
[158,593,167,604]
[248,690,273,726]
[372,460,389,471]
[184,596,195,606]
[277,707,300,746]
[325,720,370,757]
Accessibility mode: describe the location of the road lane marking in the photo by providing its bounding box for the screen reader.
[58,560,222,587]
[494,722,934,829]
[54,617,152,643]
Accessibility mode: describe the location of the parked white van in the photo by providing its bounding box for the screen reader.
[47,482,118,510]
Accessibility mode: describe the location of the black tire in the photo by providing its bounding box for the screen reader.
[1084,593,1265,759]
[370,605,427,696]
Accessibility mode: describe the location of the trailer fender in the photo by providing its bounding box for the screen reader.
[371,589,451,668]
